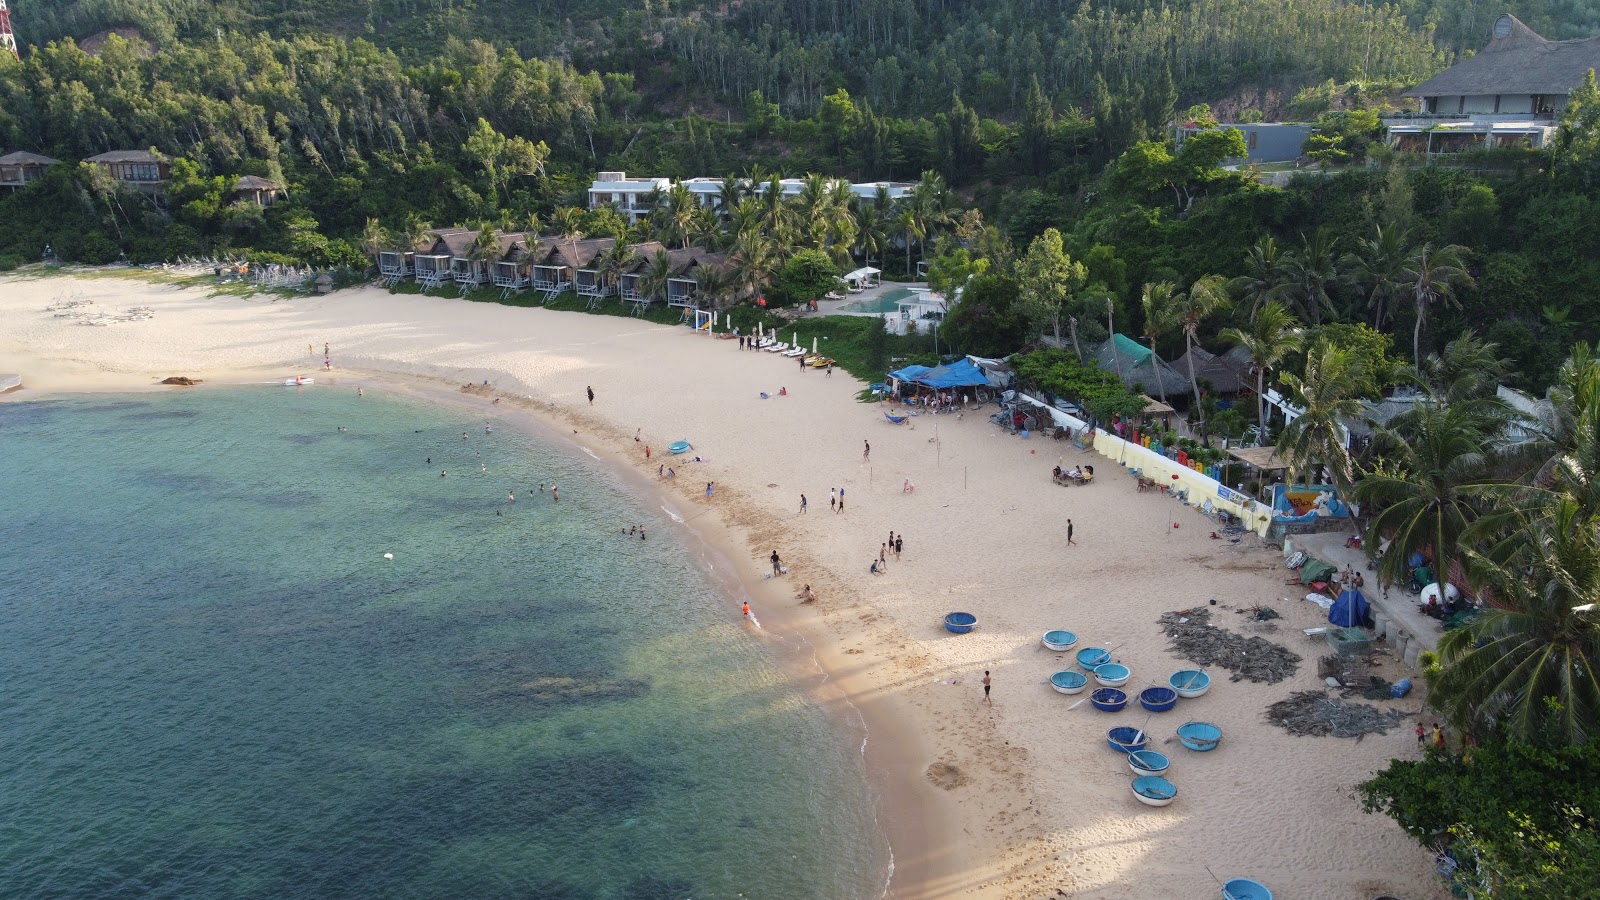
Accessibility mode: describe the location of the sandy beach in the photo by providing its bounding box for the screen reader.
[0,272,1446,899]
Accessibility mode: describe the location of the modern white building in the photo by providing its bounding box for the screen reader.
[587,172,672,224]
[1386,15,1600,155]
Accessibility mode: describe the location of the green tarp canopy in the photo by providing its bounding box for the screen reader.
[1300,557,1338,585]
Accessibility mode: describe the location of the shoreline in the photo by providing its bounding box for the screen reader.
[2,273,1448,899]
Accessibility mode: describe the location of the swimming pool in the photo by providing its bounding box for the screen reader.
[838,287,918,314]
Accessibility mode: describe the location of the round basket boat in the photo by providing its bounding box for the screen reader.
[1169,669,1212,698]
[1076,647,1111,671]
[1107,726,1148,753]
[1177,721,1223,752]
[1127,749,1170,777]
[668,440,692,454]
[1090,688,1127,712]
[1042,629,1078,652]
[1221,878,1273,900]
[1094,663,1131,687]
[943,612,978,634]
[1049,670,1089,695]
[1131,775,1178,807]
[1139,687,1179,712]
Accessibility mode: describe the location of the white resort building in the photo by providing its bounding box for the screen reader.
[586,172,915,218]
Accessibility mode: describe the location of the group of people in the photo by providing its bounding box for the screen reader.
[871,531,905,575]
[1051,464,1093,485]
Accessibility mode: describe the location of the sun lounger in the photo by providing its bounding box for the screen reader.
[782,346,806,357]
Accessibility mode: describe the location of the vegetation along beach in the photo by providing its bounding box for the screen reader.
[4,1,1600,897]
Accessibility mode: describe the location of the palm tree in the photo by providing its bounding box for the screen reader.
[1431,498,1600,747]
[1176,274,1231,443]
[692,265,735,309]
[1402,243,1475,364]
[1342,223,1410,330]
[663,182,698,249]
[1139,281,1180,405]
[895,207,924,277]
[1355,401,1503,596]
[404,215,434,252]
[1278,342,1369,494]
[854,193,890,267]
[595,242,638,305]
[553,206,585,284]
[910,169,954,269]
[465,222,500,292]
[360,217,390,266]
[1220,302,1304,434]
[716,175,745,221]
[731,231,777,301]
[639,250,674,306]
[1227,236,1288,321]
[1279,227,1342,324]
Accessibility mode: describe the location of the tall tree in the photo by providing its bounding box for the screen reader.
[1227,236,1288,321]
[1342,223,1411,330]
[1015,227,1088,347]
[1278,342,1369,493]
[1402,243,1475,364]
[1139,281,1180,405]
[1175,274,1231,443]
[1279,227,1342,325]
[1220,302,1303,433]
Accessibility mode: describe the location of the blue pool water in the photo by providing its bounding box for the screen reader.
[837,288,918,314]
[0,388,885,899]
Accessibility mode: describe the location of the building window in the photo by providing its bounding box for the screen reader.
[1533,95,1554,116]
[1493,95,1501,113]
[1247,131,1258,151]
[1457,96,1465,114]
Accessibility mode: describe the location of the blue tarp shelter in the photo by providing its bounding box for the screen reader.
[888,365,932,382]
[1328,589,1371,627]
[914,359,991,389]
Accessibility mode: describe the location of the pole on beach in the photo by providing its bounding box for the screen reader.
[964,466,967,490]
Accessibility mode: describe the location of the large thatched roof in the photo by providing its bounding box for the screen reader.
[1405,15,1600,97]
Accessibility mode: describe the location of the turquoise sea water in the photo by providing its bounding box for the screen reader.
[0,388,886,899]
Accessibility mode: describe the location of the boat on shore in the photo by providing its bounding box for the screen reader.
[283,376,315,386]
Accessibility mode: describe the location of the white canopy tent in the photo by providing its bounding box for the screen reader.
[842,267,882,292]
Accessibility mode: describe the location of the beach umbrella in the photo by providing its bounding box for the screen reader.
[812,337,819,355]
[793,331,798,346]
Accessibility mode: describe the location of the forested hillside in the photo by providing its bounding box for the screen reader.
[13,0,1585,115]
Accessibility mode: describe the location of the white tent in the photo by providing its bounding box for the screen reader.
[842,267,882,292]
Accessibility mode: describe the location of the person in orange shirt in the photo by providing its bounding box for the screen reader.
[742,601,750,617]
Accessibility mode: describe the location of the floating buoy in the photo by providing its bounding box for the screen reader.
[383,553,394,560]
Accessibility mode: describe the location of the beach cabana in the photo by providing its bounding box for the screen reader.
[0,151,59,191]
[232,175,284,207]
[843,267,881,292]
[914,359,992,389]
[378,248,415,284]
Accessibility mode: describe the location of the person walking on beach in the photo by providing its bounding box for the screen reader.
[982,671,992,705]
[895,535,903,560]
[324,342,330,358]
[738,335,745,349]
[863,440,870,461]
[771,550,782,577]
[830,488,836,511]
[879,543,889,567]
[1416,723,1425,746]
[826,363,833,378]
[645,445,651,459]
[1067,519,1076,546]
[800,494,808,514]
[799,354,806,371]
[838,487,845,513]
[707,481,715,498]
[586,385,595,405]
[742,601,750,618]
[658,464,664,478]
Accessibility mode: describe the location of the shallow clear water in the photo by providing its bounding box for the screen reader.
[0,388,885,900]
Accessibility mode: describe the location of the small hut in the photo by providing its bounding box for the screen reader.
[0,151,58,191]
[84,150,170,193]
[232,175,284,207]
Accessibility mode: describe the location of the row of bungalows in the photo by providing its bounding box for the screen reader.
[382,229,732,308]
[1,149,285,204]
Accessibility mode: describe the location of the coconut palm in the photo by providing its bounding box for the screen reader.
[910,169,954,268]
[731,231,778,300]
[716,175,745,220]
[1355,401,1504,597]
[1278,227,1342,324]
[1432,498,1600,747]
[595,242,638,304]
[692,265,735,309]
[1342,223,1410,330]
[895,206,924,277]
[638,250,674,306]
[553,206,585,281]
[1175,274,1231,443]
[404,215,434,251]
[1139,281,1181,405]
[1402,243,1474,364]
[661,182,699,249]
[1227,236,1289,321]
[1220,302,1304,433]
[360,217,390,265]
[1278,341,1369,493]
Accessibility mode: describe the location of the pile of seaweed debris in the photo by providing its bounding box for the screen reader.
[1159,607,1301,684]
[1266,690,1408,739]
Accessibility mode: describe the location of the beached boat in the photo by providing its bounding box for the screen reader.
[1107,726,1148,753]
[1139,687,1178,712]
[1131,775,1178,807]
[1049,671,1088,695]
[943,612,977,634]
[1094,663,1131,687]
[1042,630,1078,651]
[1127,749,1170,776]
[282,377,315,386]
[668,440,692,454]
[1177,721,1222,751]
[1221,878,1273,900]
[1076,647,1111,671]
[1170,669,1211,698]
[1090,688,1127,712]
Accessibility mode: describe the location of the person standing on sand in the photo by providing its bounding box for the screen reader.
[1433,723,1445,749]
[863,440,870,461]
[895,535,903,560]
[587,386,595,405]
[324,342,330,358]
[742,601,750,617]
[658,464,664,478]
[770,550,782,576]
[800,494,808,514]
[830,488,836,511]
[645,445,651,459]
[982,671,992,705]
[879,543,889,568]
[838,487,845,513]
[1416,723,1425,746]
[1067,519,1076,546]
[707,481,715,498]
[799,355,805,371]
[826,364,833,378]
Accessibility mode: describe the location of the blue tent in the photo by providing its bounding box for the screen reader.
[1328,589,1370,627]
[914,359,991,389]
[888,364,932,382]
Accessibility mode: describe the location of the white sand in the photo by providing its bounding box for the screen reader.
[1,273,1446,899]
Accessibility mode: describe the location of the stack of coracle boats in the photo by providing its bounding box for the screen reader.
[1041,628,1270,899]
